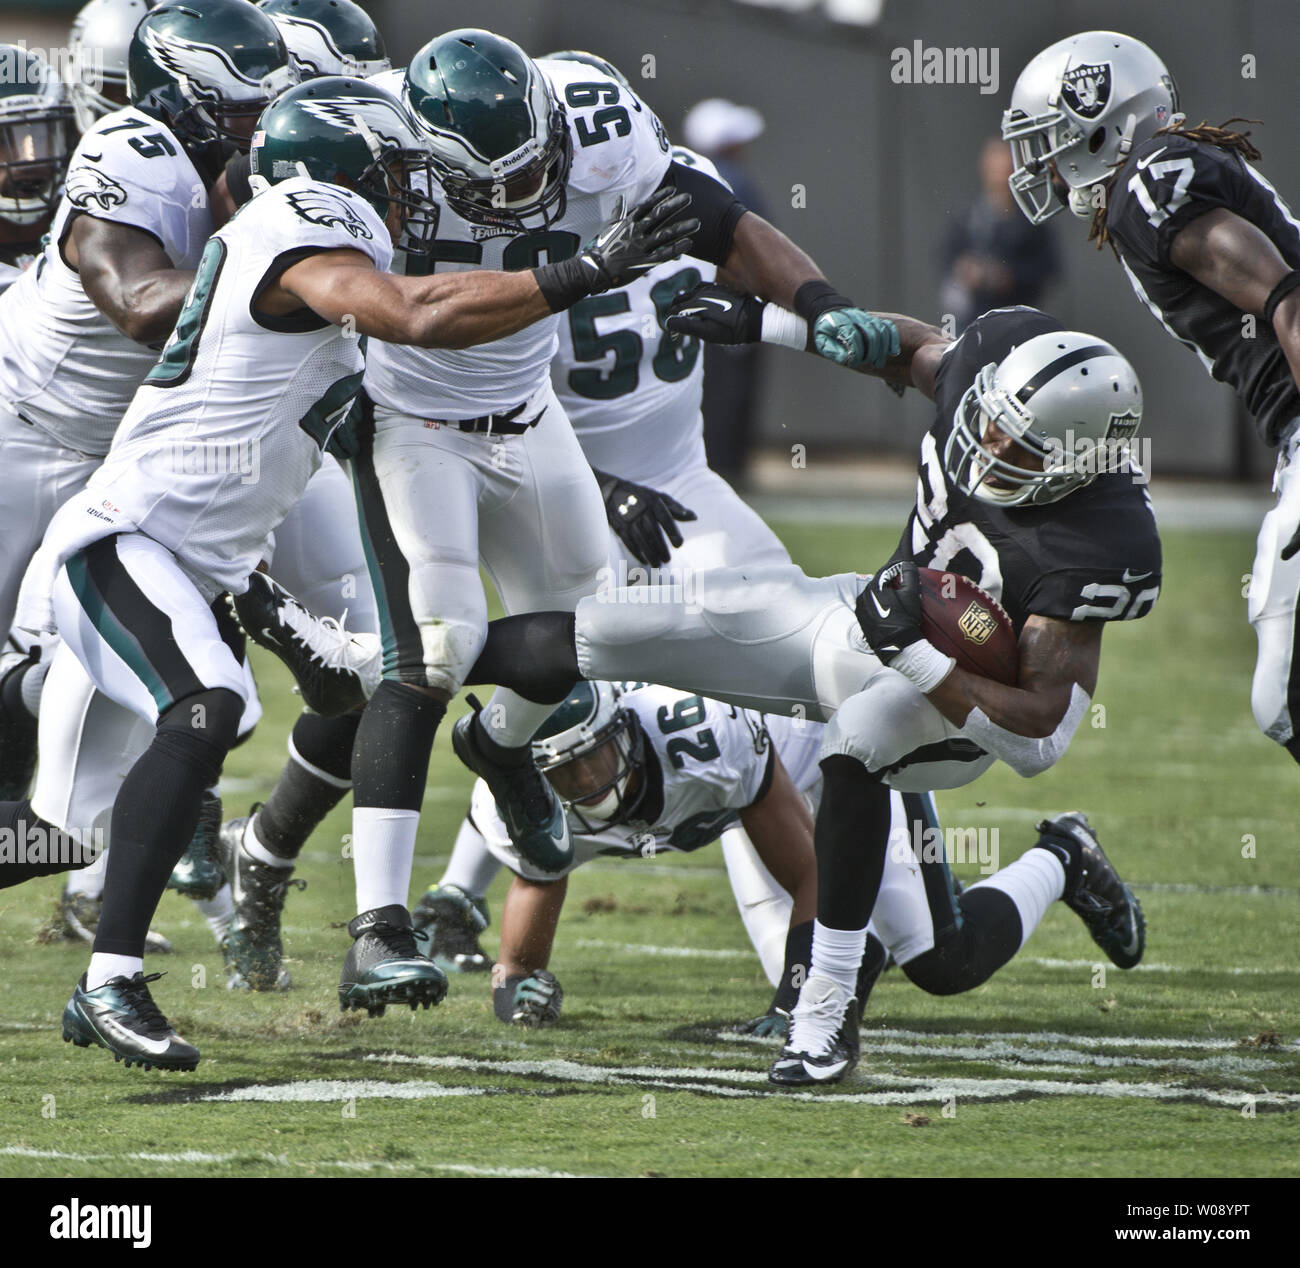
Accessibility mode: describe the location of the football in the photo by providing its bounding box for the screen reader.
[916,567,1019,685]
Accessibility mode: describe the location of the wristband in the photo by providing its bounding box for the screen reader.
[889,639,956,693]
[1263,269,1300,324]
[760,304,808,350]
[533,256,595,313]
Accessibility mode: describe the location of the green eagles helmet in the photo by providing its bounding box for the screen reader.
[257,0,389,80]
[0,44,75,226]
[403,28,570,232]
[249,76,436,250]
[544,49,630,90]
[532,682,648,834]
[128,0,298,175]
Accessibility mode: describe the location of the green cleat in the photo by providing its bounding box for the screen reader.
[338,904,447,1017]
[219,813,301,991]
[412,884,492,972]
[62,972,198,1071]
[166,791,225,900]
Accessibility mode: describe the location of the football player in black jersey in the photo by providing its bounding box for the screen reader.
[450,299,1160,1084]
[1005,31,1300,764]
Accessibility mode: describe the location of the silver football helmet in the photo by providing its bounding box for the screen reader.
[532,682,647,834]
[68,0,155,133]
[1003,31,1181,223]
[944,329,1144,507]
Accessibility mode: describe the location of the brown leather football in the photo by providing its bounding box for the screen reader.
[916,567,1019,686]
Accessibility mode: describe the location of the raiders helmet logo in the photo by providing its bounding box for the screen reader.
[1060,62,1112,120]
[1106,410,1141,442]
[66,166,128,212]
[957,601,998,646]
[285,189,374,240]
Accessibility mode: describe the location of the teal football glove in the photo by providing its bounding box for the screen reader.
[812,307,900,369]
[494,970,563,1027]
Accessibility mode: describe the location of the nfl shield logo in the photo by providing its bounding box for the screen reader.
[958,602,997,646]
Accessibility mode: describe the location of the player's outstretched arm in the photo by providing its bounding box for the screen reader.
[495,873,568,981]
[737,755,817,927]
[66,216,196,346]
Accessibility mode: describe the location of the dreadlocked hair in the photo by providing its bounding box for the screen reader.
[1088,117,1263,254]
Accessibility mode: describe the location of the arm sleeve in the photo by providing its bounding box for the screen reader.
[657,159,748,266]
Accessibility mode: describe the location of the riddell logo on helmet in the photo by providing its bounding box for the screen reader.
[495,143,535,173]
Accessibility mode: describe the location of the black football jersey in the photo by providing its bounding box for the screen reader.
[895,306,1163,632]
[1105,132,1300,445]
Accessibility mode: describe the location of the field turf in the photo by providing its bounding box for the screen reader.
[1,519,1297,1178]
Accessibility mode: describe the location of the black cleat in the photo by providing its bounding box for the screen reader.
[451,698,573,874]
[1036,811,1147,970]
[54,885,173,955]
[166,790,225,900]
[768,976,859,1087]
[233,572,380,716]
[219,813,301,991]
[62,972,199,1071]
[412,884,492,973]
[339,904,447,1017]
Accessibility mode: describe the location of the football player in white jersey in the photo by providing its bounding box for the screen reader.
[343,30,898,968]
[0,72,695,1070]
[414,52,796,977]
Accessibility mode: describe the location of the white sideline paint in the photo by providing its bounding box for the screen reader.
[210,1079,486,1103]
[574,938,751,960]
[1026,956,1292,976]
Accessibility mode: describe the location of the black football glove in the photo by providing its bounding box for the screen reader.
[581,188,699,293]
[664,281,764,345]
[594,468,697,568]
[1282,523,1300,562]
[854,560,925,664]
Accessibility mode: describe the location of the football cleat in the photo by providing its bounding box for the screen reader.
[768,975,859,1087]
[0,647,38,800]
[506,970,563,1027]
[62,972,199,1071]
[451,698,573,874]
[232,572,381,716]
[219,813,301,991]
[1036,811,1147,970]
[54,886,173,955]
[412,884,492,973]
[166,790,225,900]
[338,904,447,1017]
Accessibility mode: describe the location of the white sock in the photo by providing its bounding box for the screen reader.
[86,953,143,991]
[352,806,418,914]
[194,884,235,945]
[810,920,867,996]
[243,817,294,869]
[480,687,557,749]
[439,817,501,899]
[970,848,1066,949]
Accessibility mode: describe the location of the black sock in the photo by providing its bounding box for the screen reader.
[352,680,445,811]
[0,799,98,889]
[465,612,580,704]
[901,887,1024,996]
[771,919,814,1012]
[255,711,360,861]
[856,933,889,1012]
[815,756,892,930]
[0,653,38,722]
[93,689,243,957]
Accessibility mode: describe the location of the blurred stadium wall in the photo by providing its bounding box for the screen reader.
[11,0,1300,477]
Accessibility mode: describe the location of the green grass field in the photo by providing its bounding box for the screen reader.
[1,519,1297,1178]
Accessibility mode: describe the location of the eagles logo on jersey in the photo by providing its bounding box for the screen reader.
[285,187,373,239]
[65,165,129,212]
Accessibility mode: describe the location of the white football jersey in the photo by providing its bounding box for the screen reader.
[84,177,391,598]
[0,107,212,454]
[364,58,673,418]
[474,685,826,882]
[552,146,719,485]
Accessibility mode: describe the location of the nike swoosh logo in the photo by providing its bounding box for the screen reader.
[802,1057,850,1081]
[700,297,733,312]
[1136,146,1168,170]
[1122,569,1153,583]
[870,592,891,619]
[82,151,103,161]
[260,627,283,647]
[96,1011,172,1055]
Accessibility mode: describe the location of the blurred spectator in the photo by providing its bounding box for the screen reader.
[683,97,769,488]
[939,136,1061,331]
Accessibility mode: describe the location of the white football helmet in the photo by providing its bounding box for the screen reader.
[1003,31,1181,223]
[532,682,647,834]
[0,46,76,226]
[68,0,155,133]
[943,329,1144,507]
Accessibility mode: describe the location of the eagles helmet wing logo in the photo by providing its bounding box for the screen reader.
[1059,62,1112,120]
[65,165,128,212]
[142,24,276,93]
[297,95,405,145]
[285,188,373,240]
